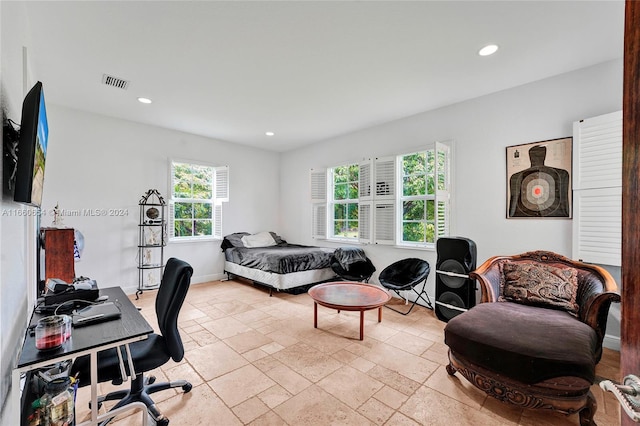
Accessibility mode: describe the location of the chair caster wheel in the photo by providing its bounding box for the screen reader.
[182,383,192,393]
[147,375,156,385]
[156,418,169,426]
[88,402,103,410]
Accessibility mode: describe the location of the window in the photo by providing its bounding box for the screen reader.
[399,145,449,245]
[330,164,359,239]
[400,151,435,243]
[169,161,228,241]
[311,141,450,248]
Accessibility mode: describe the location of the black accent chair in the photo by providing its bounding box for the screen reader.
[71,258,194,426]
[378,258,432,315]
[330,247,376,283]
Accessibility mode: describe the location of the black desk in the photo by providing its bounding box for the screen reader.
[12,287,154,425]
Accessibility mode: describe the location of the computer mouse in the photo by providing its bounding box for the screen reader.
[95,295,109,302]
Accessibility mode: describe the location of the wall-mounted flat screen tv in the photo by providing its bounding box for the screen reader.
[14,81,48,207]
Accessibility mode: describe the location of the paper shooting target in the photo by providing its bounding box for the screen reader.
[506,138,572,218]
[521,172,555,211]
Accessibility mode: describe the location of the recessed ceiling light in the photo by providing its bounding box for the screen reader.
[137,97,152,104]
[265,131,275,136]
[478,44,499,56]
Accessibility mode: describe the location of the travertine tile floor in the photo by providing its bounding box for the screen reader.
[76,279,622,425]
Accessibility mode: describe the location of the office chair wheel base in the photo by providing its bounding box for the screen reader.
[182,382,192,392]
[88,401,103,410]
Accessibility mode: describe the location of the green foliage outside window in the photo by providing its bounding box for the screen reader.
[401,152,436,243]
[332,164,359,238]
[172,162,215,238]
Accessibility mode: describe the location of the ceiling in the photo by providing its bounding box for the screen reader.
[22,1,624,152]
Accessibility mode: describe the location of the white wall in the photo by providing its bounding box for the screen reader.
[279,59,623,346]
[41,105,281,294]
[0,1,41,420]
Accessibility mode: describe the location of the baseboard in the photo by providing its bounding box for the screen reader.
[191,273,225,284]
[120,273,226,296]
[603,334,620,351]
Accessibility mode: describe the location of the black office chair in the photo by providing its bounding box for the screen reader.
[71,258,193,426]
[330,247,376,283]
[379,258,432,315]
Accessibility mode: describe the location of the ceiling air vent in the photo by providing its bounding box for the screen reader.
[101,74,130,90]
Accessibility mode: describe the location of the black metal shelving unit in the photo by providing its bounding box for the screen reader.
[137,189,166,299]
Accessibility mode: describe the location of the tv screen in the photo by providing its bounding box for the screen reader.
[14,81,48,207]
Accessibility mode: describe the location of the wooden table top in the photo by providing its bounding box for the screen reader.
[308,281,391,311]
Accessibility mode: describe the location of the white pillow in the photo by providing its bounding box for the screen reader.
[241,231,277,248]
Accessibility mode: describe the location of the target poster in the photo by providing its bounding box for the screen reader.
[506,137,572,218]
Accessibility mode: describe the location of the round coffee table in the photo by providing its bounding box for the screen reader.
[308,281,392,340]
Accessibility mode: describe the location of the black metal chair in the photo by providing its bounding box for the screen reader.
[71,258,193,426]
[330,247,376,282]
[378,258,432,315]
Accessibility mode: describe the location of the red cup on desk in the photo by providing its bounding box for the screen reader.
[35,315,69,350]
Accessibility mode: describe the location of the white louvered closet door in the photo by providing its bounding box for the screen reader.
[572,111,622,266]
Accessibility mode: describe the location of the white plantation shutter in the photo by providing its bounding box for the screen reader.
[358,202,372,243]
[436,199,449,239]
[359,159,372,200]
[371,157,396,244]
[573,111,622,190]
[215,166,229,201]
[312,203,327,239]
[374,201,395,244]
[213,204,223,239]
[374,157,395,199]
[572,111,622,266]
[168,162,177,239]
[168,202,175,239]
[310,169,327,203]
[435,142,451,240]
[310,169,327,239]
[573,188,621,266]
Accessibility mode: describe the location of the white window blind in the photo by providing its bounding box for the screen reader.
[572,111,622,266]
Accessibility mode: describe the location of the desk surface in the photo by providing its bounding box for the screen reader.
[18,287,153,369]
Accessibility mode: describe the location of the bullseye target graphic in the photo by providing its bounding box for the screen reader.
[521,172,555,211]
[506,138,572,218]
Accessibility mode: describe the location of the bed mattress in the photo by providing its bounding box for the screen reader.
[224,244,335,274]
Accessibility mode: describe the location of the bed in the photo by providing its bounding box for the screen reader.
[221,231,338,294]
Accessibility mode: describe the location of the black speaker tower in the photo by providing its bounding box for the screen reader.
[435,237,477,322]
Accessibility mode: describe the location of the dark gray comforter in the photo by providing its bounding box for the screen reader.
[225,244,335,274]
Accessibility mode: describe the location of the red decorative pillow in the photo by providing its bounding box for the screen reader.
[498,261,579,316]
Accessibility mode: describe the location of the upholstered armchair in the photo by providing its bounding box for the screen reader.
[444,251,620,425]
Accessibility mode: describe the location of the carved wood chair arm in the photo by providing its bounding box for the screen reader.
[582,291,621,341]
[470,255,506,303]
